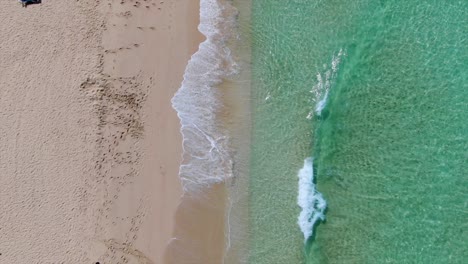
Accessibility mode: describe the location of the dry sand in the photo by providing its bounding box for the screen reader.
[0,0,204,263]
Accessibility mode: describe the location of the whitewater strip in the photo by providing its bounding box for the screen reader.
[165,0,244,263]
[171,0,239,193]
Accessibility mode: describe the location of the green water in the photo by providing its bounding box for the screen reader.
[249,1,467,263]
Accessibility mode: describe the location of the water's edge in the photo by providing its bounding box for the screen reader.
[166,0,252,262]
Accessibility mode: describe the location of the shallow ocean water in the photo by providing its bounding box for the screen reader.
[248,0,467,263]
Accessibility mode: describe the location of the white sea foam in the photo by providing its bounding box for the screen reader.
[171,0,239,193]
[314,90,329,115]
[297,157,327,242]
[311,49,345,117]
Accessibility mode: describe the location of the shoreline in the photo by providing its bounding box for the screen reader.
[166,0,253,263]
[164,0,237,261]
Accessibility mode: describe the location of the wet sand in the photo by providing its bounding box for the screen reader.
[0,0,203,263]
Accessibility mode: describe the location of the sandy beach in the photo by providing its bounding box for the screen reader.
[0,0,203,263]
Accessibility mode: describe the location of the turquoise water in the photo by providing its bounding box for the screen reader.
[249,1,467,263]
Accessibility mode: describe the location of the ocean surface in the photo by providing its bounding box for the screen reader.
[249,0,467,263]
[173,0,467,263]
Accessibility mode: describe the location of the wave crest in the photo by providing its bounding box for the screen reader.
[309,49,345,118]
[297,157,327,242]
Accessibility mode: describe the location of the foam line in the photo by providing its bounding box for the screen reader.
[171,0,239,193]
[297,157,327,242]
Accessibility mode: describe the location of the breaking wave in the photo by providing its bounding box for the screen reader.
[309,49,345,118]
[297,157,326,242]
